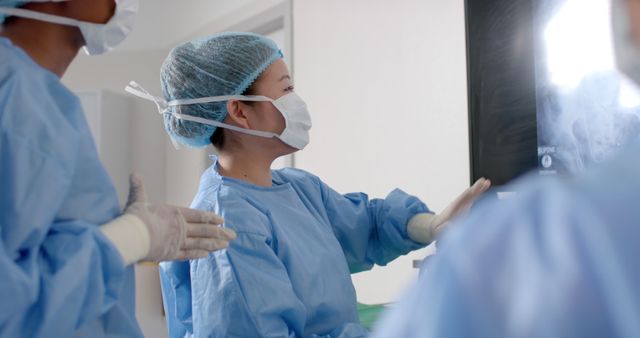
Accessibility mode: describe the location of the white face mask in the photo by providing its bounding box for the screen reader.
[612,0,640,85]
[125,81,313,150]
[0,0,138,55]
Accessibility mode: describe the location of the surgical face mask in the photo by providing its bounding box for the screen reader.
[125,81,313,150]
[612,0,640,85]
[0,0,138,55]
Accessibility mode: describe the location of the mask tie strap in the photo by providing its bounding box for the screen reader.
[167,94,272,107]
[124,82,281,148]
[125,81,168,114]
[125,81,184,148]
[0,6,89,28]
[172,114,278,139]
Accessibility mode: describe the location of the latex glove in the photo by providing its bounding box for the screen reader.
[101,174,236,264]
[408,178,491,244]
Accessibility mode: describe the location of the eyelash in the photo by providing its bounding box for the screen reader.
[285,85,295,92]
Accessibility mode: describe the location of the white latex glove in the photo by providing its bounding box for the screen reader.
[101,174,236,264]
[408,178,491,244]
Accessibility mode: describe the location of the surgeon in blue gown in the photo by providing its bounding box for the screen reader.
[0,1,235,337]
[371,1,640,337]
[126,32,490,337]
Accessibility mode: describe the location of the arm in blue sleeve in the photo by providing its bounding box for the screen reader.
[317,177,429,273]
[0,130,130,337]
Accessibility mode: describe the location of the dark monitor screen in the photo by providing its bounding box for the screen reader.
[466,0,640,187]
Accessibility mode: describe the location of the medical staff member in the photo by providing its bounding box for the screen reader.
[371,1,640,337]
[0,1,236,337]
[127,32,491,337]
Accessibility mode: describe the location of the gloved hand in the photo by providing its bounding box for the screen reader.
[124,174,236,261]
[101,174,236,265]
[408,178,491,244]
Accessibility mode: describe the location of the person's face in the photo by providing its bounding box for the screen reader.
[22,0,115,25]
[243,59,294,135]
[22,0,116,47]
[225,58,298,154]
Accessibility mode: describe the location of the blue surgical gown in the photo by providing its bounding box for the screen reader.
[372,145,640,338]
[159,159,429,338]
[0,37,142,337]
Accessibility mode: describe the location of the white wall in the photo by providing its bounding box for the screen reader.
[63,50,204,338]
[118,0,256,52]
[293,0,470,305]
[63,48,210,208]
[63,50,175,338]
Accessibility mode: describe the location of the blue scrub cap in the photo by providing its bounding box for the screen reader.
[160,32,284,148]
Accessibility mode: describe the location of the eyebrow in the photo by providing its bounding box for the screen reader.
[279,75,291,82]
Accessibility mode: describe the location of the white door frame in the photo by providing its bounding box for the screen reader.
[226,1,293,71]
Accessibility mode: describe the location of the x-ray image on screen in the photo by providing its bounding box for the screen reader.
[535,0,640,176]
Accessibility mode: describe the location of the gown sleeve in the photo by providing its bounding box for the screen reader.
[316,176,429,273]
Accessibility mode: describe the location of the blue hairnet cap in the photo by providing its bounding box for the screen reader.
[160,32,284,148]
[0,1,29,24]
